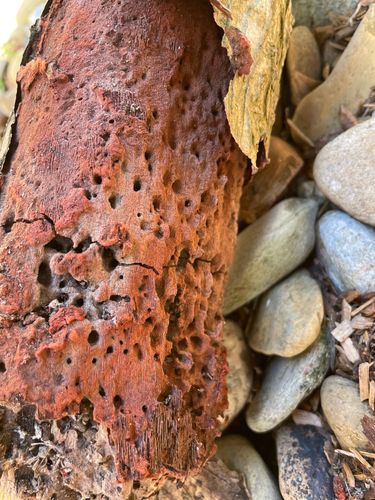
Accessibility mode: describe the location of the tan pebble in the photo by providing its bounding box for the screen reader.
[247,269,323,357]
[246,334,329,433]
[321,375,373,451]
[224,198,318,315]
[314,116,375,226]
[217,434,281,500]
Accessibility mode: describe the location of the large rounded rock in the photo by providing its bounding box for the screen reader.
[314,117,375,226]
[220,321,252,429]
[317,210,375,294]
[292,6,375,143]
[246,334,329,433]
[216,434,281,500]
[224,198,318,315]
[276,423,334,500]
[247,269,323,357]
[321,375,373,451]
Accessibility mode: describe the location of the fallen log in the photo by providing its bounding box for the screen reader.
[0,0,247,487]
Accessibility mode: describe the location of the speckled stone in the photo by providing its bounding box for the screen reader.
[314,117,375,227]
[321,375,374,451]
[317,210,375,294]
[247,269,324,357]
[224,198,318,315]
[246,334,329,433]
[217,434,281,500]
[276,423,334,500]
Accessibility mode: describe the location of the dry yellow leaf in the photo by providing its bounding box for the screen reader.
[210,0,293,168]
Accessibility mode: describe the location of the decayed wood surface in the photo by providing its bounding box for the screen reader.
[0,0,248,488]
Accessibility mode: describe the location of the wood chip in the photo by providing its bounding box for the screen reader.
[341,337,360,364]
[331,320,354,342]
[362,331,370,346]
[335,449,356,458]
[362,415,375,449]
[354,474,369,481]
[341,298,352,322]
[359,363,370,401]
[292,409,322,427]
[342,462,356,488]
[348,3,366,25]
[351,314,374,330]
[324,446,334,465]
[351,297,375,317]
[349,448,373,470]
[362,302,375,317]
[369,381,375,411]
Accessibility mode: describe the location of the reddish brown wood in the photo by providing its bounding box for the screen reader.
[0,0,246,482]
